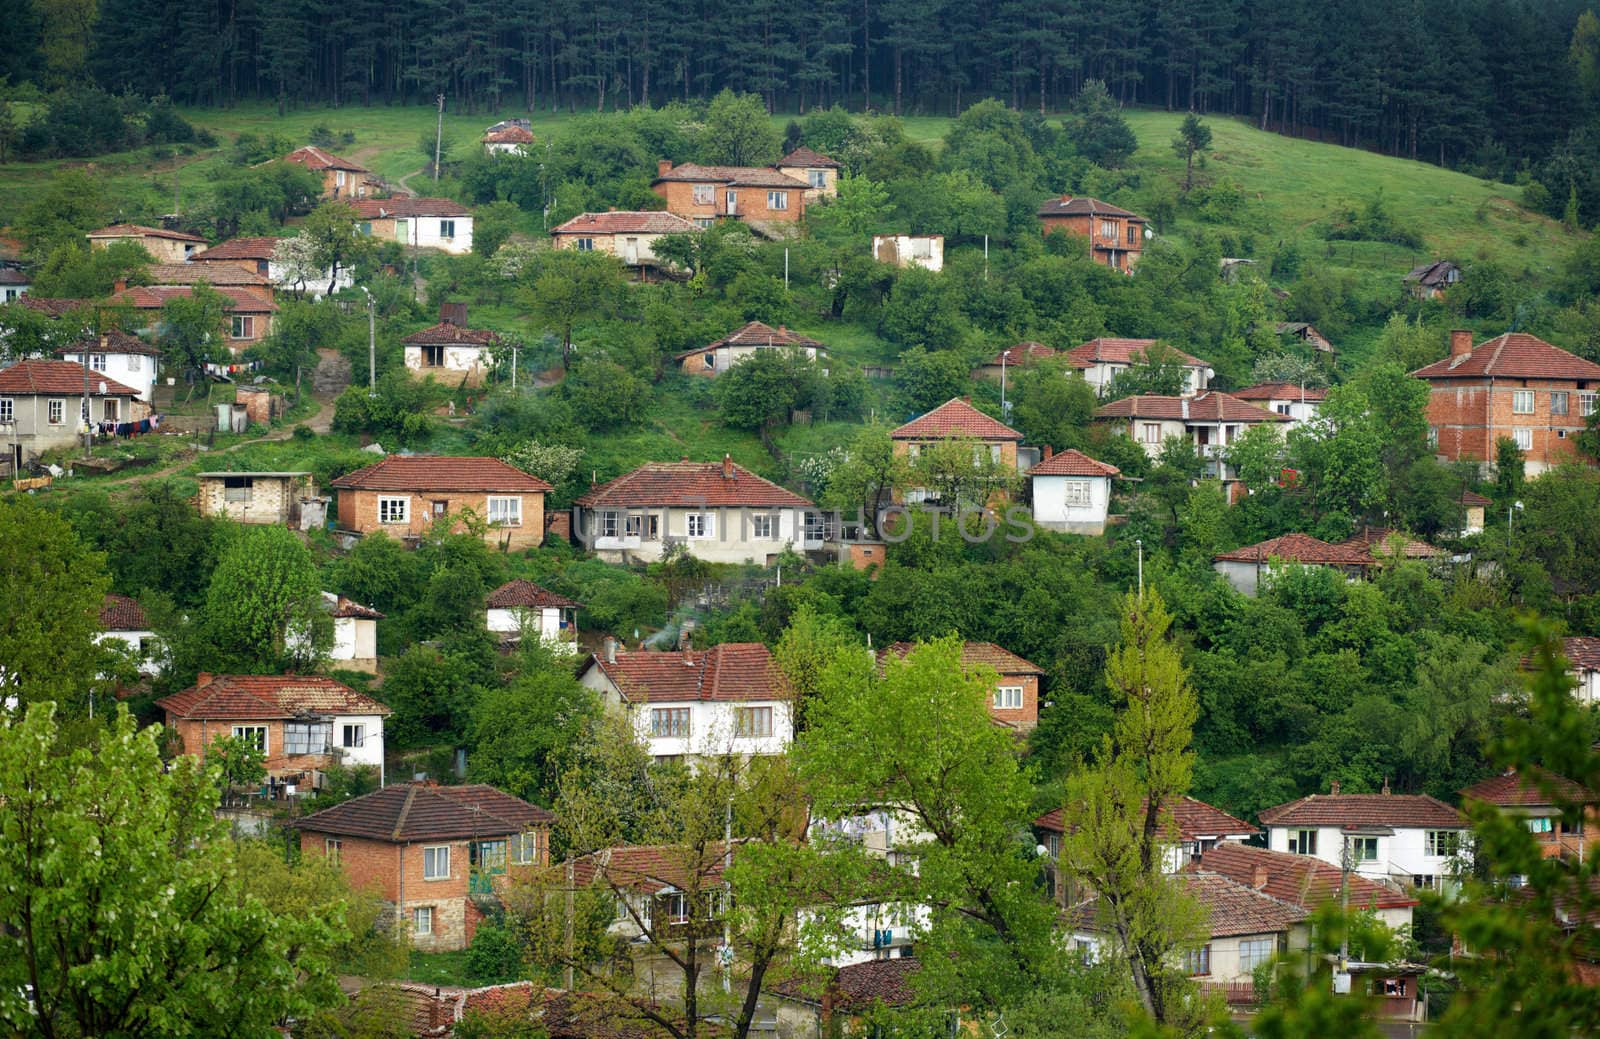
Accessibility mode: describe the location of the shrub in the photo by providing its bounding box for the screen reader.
[464,923,525,984]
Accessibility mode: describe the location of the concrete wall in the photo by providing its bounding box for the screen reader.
[486,605,569,641]
[1265,823,1465,887]
[197,475,310,525]
[338,489,545,549]
[579,505,816,564]
[331,617,379,671]
[403,344,492,386]
[581,668,795,759]
[1030,474,1111,534]
[678,343,825,377]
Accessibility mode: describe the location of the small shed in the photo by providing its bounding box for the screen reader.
[872,234,944,272]
[196,471,315,525]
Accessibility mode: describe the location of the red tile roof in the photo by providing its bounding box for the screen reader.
[487,579,583,610]
[1459,489,1493,507]
[778,146,842,169]
[0,360,139,396]
[1230,382,1329,402]
[100,593,148,630]
[891,397,1022,441]
[282,145,369,173]
[330,456,552,493]
[399,322,498,346]
[145,263,271,287]
[589,643,790,704]
[1037,196,1146,220]
[1181,873,1309,937]
[566,842,735,894]
[1198,842,1419,912]
[328,594,384,620]
[552,211,699,236]
[1410,332,1600,381]
[676,320,826,360]
[109,285,277,312]
[1257,792,1464,829]
[86,223,206,243]
[1338,527,1444,560]
[883,640,1044,676]
[19,297,91,318]
[986,341,1058,366]
[190,236,283,262]
[1461,769,1598,808]
[653,163,810,189]
[1066,338,1209,369]
[483,126,535,144]
[770,958,921,1011]
[574,460,812,508]
[1035,795,1258,840]
[294,782,552,841]
[157,674,391,721]
[1213,533,1372,567]
[0,269,29,286]
[58,329,162,357]
[1564,637,1600,671]
[1095,391,1287,424]
[1027,448,1120,477]
[349,197,471,219]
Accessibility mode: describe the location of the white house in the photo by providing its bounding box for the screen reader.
[1093,391,1290,482]
[1257,784,1469,891]
[1197,842,1419,935]
[1562,638,1600,704]
[1064,338,1214,397]
[351,198,474,255]
[189,236,352,298]
[485,579,581,644]
[673,322,828,377]
[0,268,31,302]
[400,321,497,387]
[324,592,382,672]
[1025,447,1120,535]
[578,640,794,760]
[807,808,929,965]
[1229,382,1327,426]
[1036,795,1259,890]
[871,234,944,272]
[98,594,160,677]
[572,455,822,565]
[481,122,534,155]
[58,330,161,403]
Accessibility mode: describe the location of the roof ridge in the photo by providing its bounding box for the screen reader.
[393,785,419,840]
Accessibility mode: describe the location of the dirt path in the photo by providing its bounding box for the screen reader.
[97,392,337,490]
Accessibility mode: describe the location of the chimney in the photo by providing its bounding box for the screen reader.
[658,160,673,176]
[722,452,734,479]
[1330,778,1341,796]
[113,278,127,293]
[196,672,213,687]
[680,455,690,464]
[99,334,109,350]
[603,637,617,664]
[1181,398,1190,420]
[1043,445,1054,459]
[1450,329,1473,359]
[1253,865,1269,890]
[440,301,468,327]
[1382,777,1391,795]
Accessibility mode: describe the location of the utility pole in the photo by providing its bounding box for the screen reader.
[434,94,446,183]
[81,358,91,457]
[360,287,376,394]
[1135,538,1143,595]
[722,791,733,994]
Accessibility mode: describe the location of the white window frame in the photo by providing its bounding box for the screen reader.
[439,219,456,239]
[623,513,645,538]
[0,398,12,423]
[1352,836,1379,862]
[1062,480,1093,508]
[1099,219,1117,238]
[89,353,107,372]
[1513,427,1533,452]
[599,510,620,538]
[736,706,774,738]
[487,495,522,527]
[423,845,451,880]
[230,315,253,340]
[1512,389,1535,414]
[1552,391,1569,416]
[1426,830,1459,857]
[1239,938,1274,972]
[575,237,595,252]
[342,723,364,749]
[692,184,714,205]
[1290,829,1317,856]
[510,832,539,865]
[1140,422,1161,444]
[378,496,410,524]
[750,513,774,539]
[767,190,789,211]
[324,838,342,862]
[993,685,1024,710]
[1582,393,1598,418]
[686,512,713,539]
[47,399,64,425]
[807,169,827,189]
[282,721,332,756]
[412,906,433,935]
[693,217,715,229]
[231,724,268,755]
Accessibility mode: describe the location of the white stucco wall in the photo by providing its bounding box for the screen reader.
[403,344,491,377]
[486,605,568,641]
[581,506,819,564]
[332,713,385,774]
[395,216,473,255]
[61,349,157,403]
[1030,474,1111,533]
[580,667,794,759]
[1265,824,1467,885]
[96,629,160,676]
[1082,362,1210,397]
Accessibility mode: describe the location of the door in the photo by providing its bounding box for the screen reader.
[624,238,639,264]
[725,190,738,215]
[395,218,410,244]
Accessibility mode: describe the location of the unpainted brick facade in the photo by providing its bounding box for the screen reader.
[337,488,545,548]
[1039,212,1145,271]
[1425,379,1593,473]
[987,671,1040,732]
[652,180,805,224]
[168,717,337,776]
[197,474,312,525]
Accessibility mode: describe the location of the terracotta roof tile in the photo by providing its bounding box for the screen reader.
[328,593,384,620]
[652,163,809,189]
[487,579,583,610]
[552,211,699,236]
[986,341,1057,366]
[1257,793,1464,829]
[330,456,552,493]
[1230,382,1328,402]
[1410,332,1600,382]
[574,460,812,508]
[145,263,271,287]
[778,146,842,169]
[1095,391,1288,424]
[1066,338,1209,369]
[190,236,284,262]
[0,270,29,286]
[1027,448,1120,477]
[1198,842,1419,912]
[1213,533,1371,567]
[1459,489,1493,507]
[1565,637,1600,671]
[157,674,391,720]
[1184,873,1309,937]
[100,594,148,630]
[282,146,369,172]
[18,297,91,318]
[566,842,735,894]
[891,397,1022,441]
[86,223,206,243]
[675,321,827,360]
[1037,196,1145,220]
[349,197,470,219]
[770,958,921,1010]
[1338,527,1444,560]
[883,640,1043,676]
[295,782,553,841]
[589,643,790,704]
[399,322,498,346]
[1461,769,1598,808]
[483,126,535,144]
[1035,795,1258,841]
[57,329,162,357]
[0,360,140,396]
[109,285,277,312]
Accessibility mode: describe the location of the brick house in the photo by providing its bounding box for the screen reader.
[1036,196,1148,271]
[195,471,315,525]
[889,397,1026,504]
[1065,337,1213,397]
[108,284,277,352]
[189,236,352,297]
[560,842,733,945]
[882,641,1044,731]
[156,673,391,789]
[770,958,921,1037]
[651,161,808,227]
[400,321,498,387]
[1196,842,1419,935]
[1410,330,1600,475]
[0,360,145,468]
[143,262,275,303]
[85,223,206,264]
[550,211,699,277]
[1462,769,1600,861]
[1560,637,1600,704]
[776,145,842,200]
[295,783,553,952]
[674,321,827,377]
[330,455,549,548]
[281,145,374,199]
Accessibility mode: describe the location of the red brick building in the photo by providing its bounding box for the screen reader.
[282,145,374,199]
[651,161,808,227]
[296,783,554,951]
[330,455,551,549]
[882,640,1045,731]
[1412,330,1600,475]
[1036,196,1148,271]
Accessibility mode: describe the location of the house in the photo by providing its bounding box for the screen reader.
[295,783,553,951]
[1337,527,1445,563]
[1562,638,1600,705]
[482,124,534,155]
[1257,782,1470,890]
[1065,337,1213,397]
[401,321,498,387]
[1212,534,1376,596]
[157,673,391,788]
[572,455,820,565]
[189,236,352,298]
[651,161,808,228]
[1462,769,1600,861]
[871,234,944,272]
[1411,330,1600,476]
[1196,841,1419,934]
[881,640,1045,732]
[1026,447,1120,535]
[282,145,373,199]
[98,594,159,677]
[57,330,161,403]
[804,809,929,964]
[1036,795,1259,892]
[674,321,827,377]
[0,267,30,302]
[329,455,551,550]
[351,198,474,255]
[1229,382,1327,425]
[195,471,315,525]
[1276,321,1336,358]
[1404,260,1460,300]
[1459,488,1491,535]
[1093,392,1289,482]
[323,592,383,672]
[85,223,206,264]
[770,958,920,1039]
[889,397,1026,503]
[143,263,275,303]
[550,211,699,276]
[578,641,794,760]
[485,579,581,645]
[776,145,842,200]
[108,284,277,352]
[1036,196,1148,272]
[972,341,1058,381]
[0,360,145,468]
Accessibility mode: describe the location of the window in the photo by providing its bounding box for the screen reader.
[1127,223,1139,245]
[475,839,507,873]
[694,218,715,229]
[651,707,691,739]
[283,722,332,756]
[335,170,347,187]
[378,496,410,524]
[357,222,373,236]
[1062,480,1093,508]
[693,184,714,205]
[325,838,342,863]
[767,191,789,211]
[750,513,774,539]
[487,496,522,527]
[1382,978,1408,997]
[1412,874,1437,890]
[737,706,773,738]
[511,832,540,865]
[222,475,253,503]
[47,399,64,425]
[1552,391,1570,415]
[1239,938,1275,972]
[1099,219,1117,238]
[230,316,254,339]
[1351,836,1379,862]
[89,353,107,372]
[659,892,689,924]
[1289,829,1317,856]
[421,345,445,367]
[1275,403,1292,416]
[805,511,830,542]
[0,399,11,423]
[231,725,268,754]
[686,512,713,538]
[600,510,620,538]
[994,685,1024,710]
[342,723,365,749]
[703,352,717,369]
[807,169,827,189]
[1183,944,1212,976]
[127,353,141,372]
[1584,393,1599,417]
[1513,427,1533,451]
[439,219,456,239]
[1428,426,1439,447]
[412,906,433,935]
[575,237,595,251]
[1140,422,1161,444]
[1512,389,1535,414]
[1426,830,1460,857]
[1528,817,1554,834]
[423,846,450,880]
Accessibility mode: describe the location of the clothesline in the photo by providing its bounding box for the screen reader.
[95,414,164,439]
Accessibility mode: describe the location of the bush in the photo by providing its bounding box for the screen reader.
[1324,192,1425,249]
[464,923,524,984]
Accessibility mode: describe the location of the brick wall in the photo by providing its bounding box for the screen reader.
[197,475,306,525]
[653,182,719,223]
[1424,379,1592,468]
[1039,213,1143,270]
[168,715,337,775]
[652,181,804,223]
[339,489,545,548]
[987,672,1040,732]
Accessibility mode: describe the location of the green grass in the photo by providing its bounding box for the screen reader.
[404,948,474,986]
